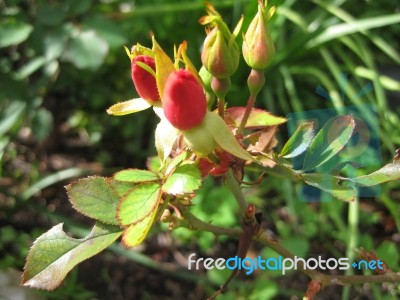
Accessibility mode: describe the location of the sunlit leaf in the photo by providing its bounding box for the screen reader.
[281,122,314,158]
[225,107,287,128]
[83,16,127,48]
[302,115,355,171]
[67,176,123,225]
[164,151,190,175]
[302,173,356,202]
[107,98,151,116]
[163,164,202,195]
[62,29,109,70]
[0,21,33,48]
[117,183,161,226]
[22,223,122,290]
[353,162,400,187]
[0,101,26,136]
[307,14,400,49]
[122,208,158,248]
[114,169,159,183]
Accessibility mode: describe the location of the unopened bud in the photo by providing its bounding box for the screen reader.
[242,1,275,70]
[200,3,242,78]
[163,69,207,130]
[131,55,160,102]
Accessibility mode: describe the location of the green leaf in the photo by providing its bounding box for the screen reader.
[114,169,159,183]
[353,162,400,187]
[107,98,152,116]
[164,151,190,175]
[15,57,46,80]
[376,241,399,269]
[44,24,73,61]
[307,14,400,49]
[302,115,355,171]
[122,208,158,248]
[31,108,53,142]
[83,16,127,48]
[117,183,161,226]
[225,107,287,128]
[62,29,109,70]
[0,101,26,136]
[37,4,67,26]
[281,122,314,158]
[162,164,202,195]
[108,180,136,198]
[22,222,122,290]
[302,173,356,202]
[66,177,124,225]
[0,21,33,48]
[66,0,92,16]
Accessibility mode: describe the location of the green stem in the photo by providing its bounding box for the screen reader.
[177,201,400,289]
[178,204,241,236]
[211,77,231,118]
[238,94,256,134]
[225,170,248,213]
[218,97,225,118]
[342,195,359,300]
[238,69,265,133]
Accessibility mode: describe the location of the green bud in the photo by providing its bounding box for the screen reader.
[199,2,243,78]
[242,0,276,70]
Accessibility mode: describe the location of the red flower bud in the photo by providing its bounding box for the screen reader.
[163,69,207,130]
[131,55,160,103]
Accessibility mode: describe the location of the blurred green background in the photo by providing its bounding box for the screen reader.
[1,0,399,299]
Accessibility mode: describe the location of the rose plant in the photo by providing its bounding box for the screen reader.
[21,1,400,299]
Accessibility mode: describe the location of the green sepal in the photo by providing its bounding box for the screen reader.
[107,98,152,116]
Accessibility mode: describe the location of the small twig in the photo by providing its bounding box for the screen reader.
[177,204,241,236]
[208,205,261,300]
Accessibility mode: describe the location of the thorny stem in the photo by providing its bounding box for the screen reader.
[178,204,241,236]
[178,174,400,296]
[179,204,400,288]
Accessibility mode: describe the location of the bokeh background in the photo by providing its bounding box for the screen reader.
[1,0,399,299]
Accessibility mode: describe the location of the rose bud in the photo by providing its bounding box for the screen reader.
[199,3,242,78]
[163,69,207,130]
[242,0,275,70]
[131,55,160,103]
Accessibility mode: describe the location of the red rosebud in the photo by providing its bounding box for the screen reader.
[163,69,207,130]
[131,55,160,103]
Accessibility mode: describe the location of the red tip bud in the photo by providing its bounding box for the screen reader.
[163,70,207,130]
[131,55,160,103]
